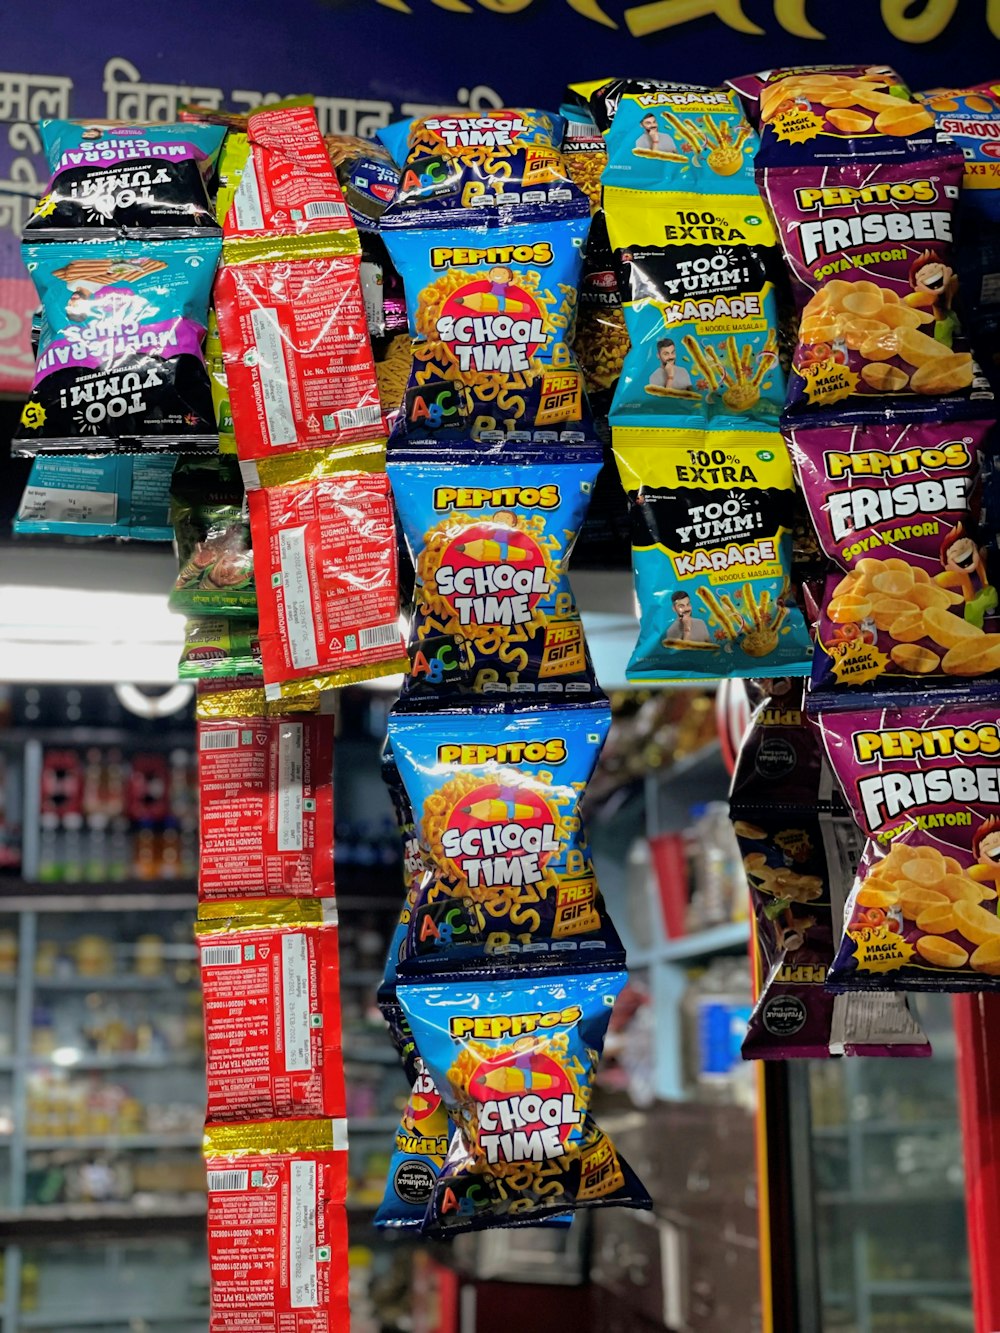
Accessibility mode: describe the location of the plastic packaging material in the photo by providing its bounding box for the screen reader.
[216,107,358,262]
[387,445,602,701]
[387,701,619,975]
[380,215,592,442]
[817,688,1000,991]
[377,741,424,1003]
[398,967,649,1234]
[204,1118,349,1332]
[787,416,1000,689]
[612,427,813,680]
[214,253,384,472]
[178,618,261,680]
[751,66,938,169]
[196,711,334,902]
[205,312,234,453]
[246,445,408,698]
[917,86,1000,226]
[25,119,225,238]
[733,683,929,1057]
[17,236,219,454]
[686,801,744,931]
[378,110,588,229]
[169,457,255,618]
[198,900,344,1121]
[374,1060,452,1229]
[758,151,992,416]
[14,452,175,540]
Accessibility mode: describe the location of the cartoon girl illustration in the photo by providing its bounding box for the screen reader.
[936,523,998,627]
[907,249,959,344]
[967,815,1000,892]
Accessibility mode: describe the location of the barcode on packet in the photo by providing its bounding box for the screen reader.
[360,622,400,649]
[200,729,240,751]
[202,946,242,967]
[207,1170,248,1192]
[304,200,348,219]
[336,405,382,431]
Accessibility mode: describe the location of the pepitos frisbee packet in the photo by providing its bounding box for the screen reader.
[387,700,619,975]
[816,688,1000,990]
[397,966,650,1234]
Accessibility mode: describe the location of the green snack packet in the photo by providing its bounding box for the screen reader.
[179,617,262,679]
[169,456,256,617]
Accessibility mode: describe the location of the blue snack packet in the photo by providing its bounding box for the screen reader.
[387,700,621,975]
[397,966,650,1234]
[26,119,225,239]
[14,453,176,539]
[374,1061,453,1230]
[387,444,602,700]
[17,237,219,453]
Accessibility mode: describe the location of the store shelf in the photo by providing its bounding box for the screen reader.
[652,740,725,792]
[818,1188,965,1206]
[18,1310,208,1329]
[0,884,197,912]
[33,974,199,993]
[348,1116,400,1134]
[340,968,385,987]
[24,1131,203,1151]
[813,1119,958,1138]
[0,1199,205,1225]
[26,1052,202,1072]
[629,920,750,968]
[863,1280,971,1297]
[344,1044,399,1066]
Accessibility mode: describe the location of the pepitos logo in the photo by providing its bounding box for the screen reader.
[434,521,551,628]
[436,274,547,374]
[470,1050,580,1164]
[441,781,559,889]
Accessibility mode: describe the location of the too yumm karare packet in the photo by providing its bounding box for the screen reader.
[398,966,650,1234]
[817,689,1000,990]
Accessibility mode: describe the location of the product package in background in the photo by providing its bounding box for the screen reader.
[247,446,408,697]
[817,691,1000,990]
[198,900,345,1121]
[759,151,992,416]
[204,1119,349,1332]
[374,1060,452,1229]
[380,215,593,443]
[14,453,176,540]
[17,236,219,453]
[732,682,929,1057]
[387,701,620,975]
[197,712,334,901]
[398,967,650,1233]
[379,110,588,229]
[169,457,255,618]
[179,618,261,681]
[388,445,602,700]
[613,428,812,681]
[25,119,225,238]
[752,66,937,169]
[788,415,1000,689]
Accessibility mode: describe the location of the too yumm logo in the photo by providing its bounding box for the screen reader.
[430,244,553,375]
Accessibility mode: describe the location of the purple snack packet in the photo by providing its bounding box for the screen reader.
[818,688,1000,991]
[758,152,993,418]
[733,680,928,1057]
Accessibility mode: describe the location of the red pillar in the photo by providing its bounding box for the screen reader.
[954,993,1000,1333]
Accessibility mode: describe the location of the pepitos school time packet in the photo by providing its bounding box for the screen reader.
[787,404,1000,689]
[377,110,595,443]
[815,687,1000,991]
[732,680,929,1057]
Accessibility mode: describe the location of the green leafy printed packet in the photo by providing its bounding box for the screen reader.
[168,456,256,617]
[178,618,261,680]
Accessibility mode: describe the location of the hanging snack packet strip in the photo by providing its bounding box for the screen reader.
[17,236,219,453]
[387,701,619,975]
[398,967,650,1233]
[388,445,601,700]
[375,1059,453,1230]
[197,710,334,902]
[917,86,1000,228]
[198,900,345,1121]
[758,147,987,415]
[753,66,937,169]
[26,119,225,238]
[572,214,629,409]
[14,452,176,540]
[204,1119,349,1333]
[594,79,761,201]
[818,693,1000,990]
[613,428,812,681]
[378,110,584,229]
[206,311,234,453]
[217,107,356,261]
[380,217,591,442]
[788,416,1000,688]
[378,740,425,1005]
[247,443,408,698]
[179,618,262,681]
[169,457,255,619]
[733,683,929,1057]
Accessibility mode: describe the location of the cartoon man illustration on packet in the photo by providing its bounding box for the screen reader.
[938,524,998,628]
[908,249,959,344]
